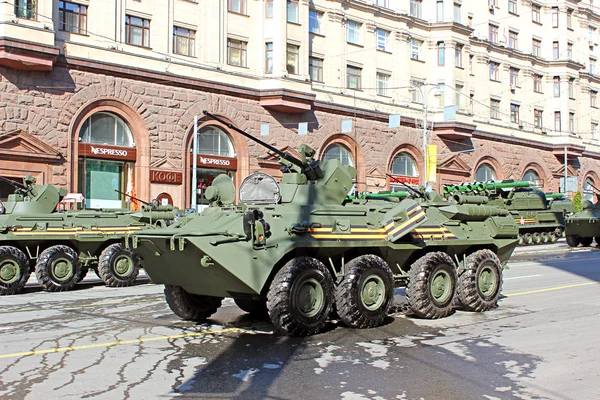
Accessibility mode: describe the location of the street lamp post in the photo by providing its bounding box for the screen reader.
[409,84,440,188]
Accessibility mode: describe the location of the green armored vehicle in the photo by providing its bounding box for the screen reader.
[444,181,573,245]
[564,186,600,247]
[0,176,183,295]
[127,111,518,336]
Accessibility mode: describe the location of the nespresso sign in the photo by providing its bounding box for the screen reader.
[79,143,137,161]
[150,170,183,184]
[190,154,237,170]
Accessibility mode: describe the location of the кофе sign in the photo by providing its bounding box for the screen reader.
[189,154,238,170]
[150,170,183,184]
[78,143,137,161]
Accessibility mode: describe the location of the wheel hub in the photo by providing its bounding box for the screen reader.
[361,274,385,310]
[478,265,497,296]
[114,255,133,277]
[52,258,73,281]
[296,278,323,318]
[0,261,19,284]
[431,269,452,303]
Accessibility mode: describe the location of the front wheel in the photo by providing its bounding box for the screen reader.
[99,244,140,287]
[334,255,394,329]
[457,249,503,312]
[267,257,334,336]
[164,285,223,321]
[406,252,457,319]
[566,235,580,247]
[0,246,30,295]
[35,245,81,292]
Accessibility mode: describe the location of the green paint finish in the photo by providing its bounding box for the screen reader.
[361,274,385,311]
[0,260,19,284]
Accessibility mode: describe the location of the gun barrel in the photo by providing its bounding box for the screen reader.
[114,189,150,205]
[203,111,304,169]
[0,175,27,190]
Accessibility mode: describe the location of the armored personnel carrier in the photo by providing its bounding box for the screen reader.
[128,111,518,336]
[564,185,600,247]
[0,176,183,295]
[444,181,573,245]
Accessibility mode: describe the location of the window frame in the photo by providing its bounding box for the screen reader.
[508,0,517,15]
[532,4,541,23]
[347,65,362,90]
[554,111,561,131]
[552,7,559,28]
[309,9,323,34]
[376,29,390,52]
[534,109,543,128]
[14,0,36,20]
[286,43,300,75]
[410,39,423,61]
[309,57,323,82]
[532,39,541,57]
[455,45,462,68]
[508,31,518,49]
[569,112,575,134]
[510,103,520,124]
[509,67,519,87]
[347,20,362,45]
[287,0,299,24]
[553,41,559,60]
[489,24,498,44]
[376,72,390,96]
[554,77,561,97]
[437,42,445,66]
[173,26,196,57]
[490,99,500,119]
[227,38,247,67]
[228,0,247,15]
[265,42,273,74]
[59,1,88,35]
[534,74,543,93]
[453,3,461,23]
[591,90,598,108]
[410,0,422,19]
[489,62,500,82]
[125,15,151,48]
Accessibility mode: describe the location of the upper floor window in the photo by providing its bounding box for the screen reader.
[455,84,463,109]
[567,9,573,29]
[287,1,299,23]
[532,39,541,57]
[323,144,354,167]
[489,25,498,44]
[567,43,573,60]
[476,164,496,181]
[508,0,517,15]
[309,10,323,34]
[552,7,559,28]
[309,57,323,82]
[569,78,575,99]
[376,72,390,96]
[593,124,598,140]
[553,77,561,97]
[436,1,443,22]
[79,112,135,148]
[228,0,246,14]
[490,99,500,119]
[508,31,518,49]
[490,62,500,81]
[590,27,597,43]
[591,59,597,75]
[347,20,362,45]
[411,80,423,103]
[453,3,461,23]
[266,0,273,18]
[591,90,598,108]
[437,42,445,66]
[410,39,423,61]
[265,43,273,73]
[410,0,422,19]
[532,4,541,23]
[569,113,575,134]
[510,104,520,124]
[347,65,362,89]
[534,109,543,128]
[286,44,299,75]
[374,0,389,7]
[173,27,195,57]
[391,152,418,177]
[126,16,150,48]
[227,39,247,67]
[534,74,543,93]
[455,45,462,68]
[14,0,36,20]
[553,41,559,60]
[555,112,562,131]
[376,29,390,52]
[509,67,519,86]
[59,1,87,35]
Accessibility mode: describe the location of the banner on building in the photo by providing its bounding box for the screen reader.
[427,144,437,183]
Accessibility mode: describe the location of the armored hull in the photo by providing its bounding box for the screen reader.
[564,200,600,247]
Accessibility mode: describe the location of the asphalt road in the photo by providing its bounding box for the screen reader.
[1,242,599,400]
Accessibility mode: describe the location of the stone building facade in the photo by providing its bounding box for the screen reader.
[1,0,600,208]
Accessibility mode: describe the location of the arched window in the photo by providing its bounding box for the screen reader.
[322,143,354,166]
[79,112,135,147]
[194,126,235,157]
[523,169,540,184]
[475,163,496,182]
[584,177,596,202]
[390,152,418,177]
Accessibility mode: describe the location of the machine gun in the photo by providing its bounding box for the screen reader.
[202,110,324,180]
[0,175,34,196]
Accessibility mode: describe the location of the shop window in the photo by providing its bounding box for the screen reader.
[79,112,134,147]
[194,126,235,157]
[322,143,354,167]
[390,152,418,177]
[523,169,540,184]
[475,163,496,182]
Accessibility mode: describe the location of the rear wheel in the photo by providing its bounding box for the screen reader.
[99,244,140,287]
[267,257,334,336]
[0,246,30,295]
[566,235,580,247]
[334,255,394,329]
[541,232,550,244]
[549,232,558,243]
[523,233,533,245]
[164,285,223,321]
[35,245,81,292]
[234,298,268,316]
[406,252,457,319]
[457,249,503,312]
[517,234,524,245]
[579,237,593,247]
[532,232,542,244]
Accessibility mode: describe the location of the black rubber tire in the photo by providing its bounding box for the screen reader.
[532,232,542,244]
[266,257,334,336]
[541,232,550,244]
[406,252,457,319]
[164,285,223,321]
[234,298,268,316]
[0,246,30,295]
[524,233,533,245]
[35,245,81,292]
[579,237,593,247]
[517,234,524,245]
[549,232,558,243]
[334,254,394,329]
[98,244,140,287]
[566,235,580,247]
[457,249,503,312]
[76,267,89,283]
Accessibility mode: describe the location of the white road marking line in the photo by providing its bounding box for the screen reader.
[504,274,542,280]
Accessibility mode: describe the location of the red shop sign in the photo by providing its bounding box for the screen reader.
[78,143,137,161]
[189,154,238,170]
[150,170,183,185]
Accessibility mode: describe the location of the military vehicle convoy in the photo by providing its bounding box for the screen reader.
[127,111,519,336]
[443,181,573,245]
[564,185,600,247]
[0,176,183,295]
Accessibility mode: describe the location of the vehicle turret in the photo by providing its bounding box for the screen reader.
[0,175,66,214]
